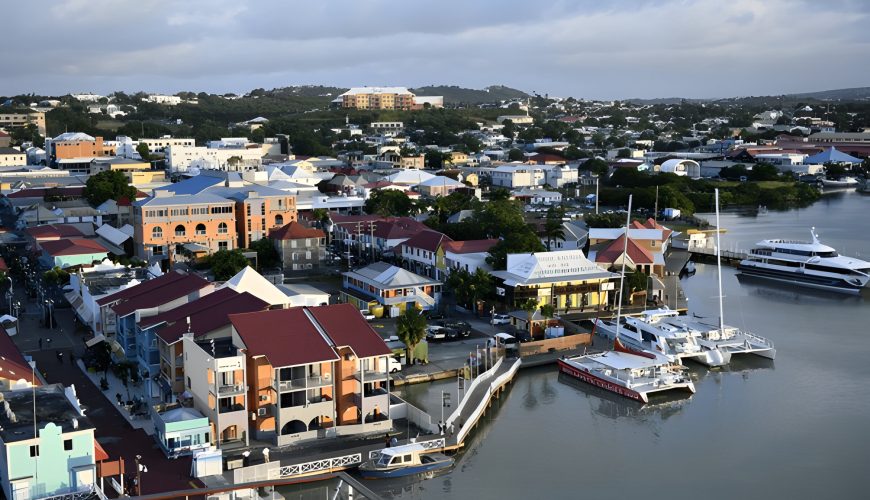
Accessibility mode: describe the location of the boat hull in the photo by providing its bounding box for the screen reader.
[738,264,866,294]
[558,359,648,403]
[359,457,454,479]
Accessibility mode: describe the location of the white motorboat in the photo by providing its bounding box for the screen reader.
[594,309,731,367]
[666,317,775,360]
[359,443,454,479]
[558,349,695,403]
[820,176,859,187]
[738,228,870,294]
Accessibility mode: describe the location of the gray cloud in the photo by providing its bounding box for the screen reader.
[1,0,868,99]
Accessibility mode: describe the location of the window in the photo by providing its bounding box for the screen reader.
[275,214,284,226]
[218,222,228,234]
[210,206,232,214]
[187,376,191,388]
[174,224,186,237]
[218,241,228,251]
[152,227,163,239]
[153,245,164,256]
[247,220,252,231]
[246,204,251,216]
[260,204,266,216]
[196,223,206,236]
[191,207,208,215]
[30,445,39,457]
[64,439,73,451]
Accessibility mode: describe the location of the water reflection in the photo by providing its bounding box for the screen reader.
[556,372,691,421]
[736,274,868,304]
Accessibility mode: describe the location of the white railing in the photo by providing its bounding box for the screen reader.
[455,358,521,445]
[445,356,504,428]
[368,437,446,459]
[278,453,362,478]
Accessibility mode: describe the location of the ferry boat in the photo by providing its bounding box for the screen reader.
[738,228,870,294]
[359,443,454,479]
[594,309,731,367]
[557,349,695,403]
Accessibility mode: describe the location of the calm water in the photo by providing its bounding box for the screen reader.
[374,191,870,500]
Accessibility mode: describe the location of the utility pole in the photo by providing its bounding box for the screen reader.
[369,221,376,262]
[595,176,599,215]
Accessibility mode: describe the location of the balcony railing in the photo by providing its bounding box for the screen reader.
[215,383,246,396]
[354,370,389,382]
[219,403,245,414]
[276,374,332,392]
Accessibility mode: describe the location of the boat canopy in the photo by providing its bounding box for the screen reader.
[592,351,664,370]
[378,443,426,457]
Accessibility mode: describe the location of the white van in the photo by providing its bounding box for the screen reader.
[388,357,402,373]
[493,333,517,350]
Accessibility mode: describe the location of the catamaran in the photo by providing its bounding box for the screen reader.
[557,348,695,403]
[738,228,870,294]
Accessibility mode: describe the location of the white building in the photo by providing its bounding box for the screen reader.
[543,164,579,187]
[166,145,264,173]
[659,159,701,178]
[143,94,182,105]
[490,164,545,188]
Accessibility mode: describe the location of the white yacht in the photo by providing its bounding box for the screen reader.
[820,177,859,187]
[594,309,731,368]
[738,228,870,294]
[663,315,775,360]
[558,350,695,403]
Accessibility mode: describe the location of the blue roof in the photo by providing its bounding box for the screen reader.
[804,147,862,164]
[163,175,224,195]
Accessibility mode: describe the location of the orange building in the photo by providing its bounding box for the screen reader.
[229,189,298,248]
[46,132,113,162]
[230,304,393,446]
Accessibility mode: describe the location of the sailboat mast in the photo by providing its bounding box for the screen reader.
[715,189,725,334]
[615,195,633,331]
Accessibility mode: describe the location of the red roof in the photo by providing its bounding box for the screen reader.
[307,304,391,359]
[94,440,110,461]
[442,239,499,254]
[40,238,107,257]
[141,288,238,330]
[97,271,187,306]
[641,218,673,240]
[399,230,452,253]
[7,187,85,199]
[156,291,269,344]
[0,257,7,272]
[111,274,210,318]
[231,308,340,367]
[25,224,85,240]
[529,153,567,163]
[595,236,655,265]
[269,221,325,241]
[0,325,35,384]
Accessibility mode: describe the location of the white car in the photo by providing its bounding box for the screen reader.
[491,313,511,325]
[426,326,446,341]
[360,309,375,321]
[388,357,402,373]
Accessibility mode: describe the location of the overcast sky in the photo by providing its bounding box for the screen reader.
[2,0,869,100]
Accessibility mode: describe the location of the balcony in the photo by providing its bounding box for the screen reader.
[213,383,246,397]
[276,374,332,392]
[354,369,389,382]
[218,403,245,415]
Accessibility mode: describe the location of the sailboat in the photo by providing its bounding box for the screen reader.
[668,189,776,360]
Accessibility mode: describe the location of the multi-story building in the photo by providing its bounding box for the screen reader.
[441,239,499,276]
[0,147,26,166]
[165,145,264,173]
[339,87,416,110]
[44,133,110,164]
[490,164,546,188]
[399,230,452,280]
[269,221,326,273]
[342,262,441,316]
[143,94,182,105]
[0,385,97,500]
[230,304,393,446]
[0,110,46,135]
[182,336,249,446]
[544,164,579,187]
[227,187,298,248]
[90,157,165,185]
[133,191,238,261]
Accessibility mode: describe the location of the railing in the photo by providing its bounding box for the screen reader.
[277,374,332,391]
[455,358,521,445]
[216,383,246,396]
[445,356,504,428]
[278,453,363,478]
[354,369,388,382]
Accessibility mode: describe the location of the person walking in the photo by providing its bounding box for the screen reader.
[56,350,63,364]
[384,433,391,448]
[38,338,43,350]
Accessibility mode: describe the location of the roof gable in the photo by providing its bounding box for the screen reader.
[400,230,452,253]
[230,308,340,367]
[308,304,391,359]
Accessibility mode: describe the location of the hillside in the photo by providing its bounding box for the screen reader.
[786,86,870,101]
[410,85,528,104]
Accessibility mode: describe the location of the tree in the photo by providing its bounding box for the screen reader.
[487,231,546,270]
[540,303,555,321]
[507,148,525,162]
[136,143,152,161]
[518,298,539,338]
[248,238,279,269]
[501,119,516,141]
[209,249,249,281]
[43,266,70,286]
[364,189,413,217]
[396,308,427,364]
[627,268,649,294]
[83,170,137,207]
[749,163,780,181]
[544,207,566,251]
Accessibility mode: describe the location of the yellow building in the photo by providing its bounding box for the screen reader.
[490,250,618,311]
[90,157,166,186]
[339,87,416,110]
[0,110,46,135]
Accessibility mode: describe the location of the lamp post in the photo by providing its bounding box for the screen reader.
[135,454,147,495]
[45,299,54,329]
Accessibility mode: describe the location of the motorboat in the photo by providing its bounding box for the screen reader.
[594,309,731,367]
[359,443,454,479]
[557,349,695,403]
[738,228,870,294]
[820,177,859,187]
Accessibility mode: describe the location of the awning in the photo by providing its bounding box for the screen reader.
[86,334,106,347]
[109,339,125,357]
[65,291,93,324]
[182,243,210,253]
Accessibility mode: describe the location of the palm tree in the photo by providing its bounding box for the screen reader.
[396,308,428,364]
[544,207,566,251]
[518,298,539,339]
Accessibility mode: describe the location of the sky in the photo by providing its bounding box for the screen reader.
[2,0,869,100]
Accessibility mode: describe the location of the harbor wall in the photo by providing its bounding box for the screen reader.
[519,333,591,357]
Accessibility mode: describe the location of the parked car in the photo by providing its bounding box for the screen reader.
[388,357,402,373]
[426,326,446,341]
[491,313,511,325]
[443,321,472,337]
[426,311,446,320]
[442,327,460,341]
[360,309,375,321]
[493,332,517,349]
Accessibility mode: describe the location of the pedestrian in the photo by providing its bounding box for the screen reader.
[449,423,455,436]
[38,338,43,350]
[384,433,391,448]
[70,352,75,366]
[439,421,445,436]
[56,350,63,364]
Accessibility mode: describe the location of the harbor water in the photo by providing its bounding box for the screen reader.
[374,190,870,499]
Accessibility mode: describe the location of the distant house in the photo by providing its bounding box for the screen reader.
[39,238,108,269]
[269,221,326,273]
[442,239,499,275]
[416,175,465,197]
[342,262,441,316]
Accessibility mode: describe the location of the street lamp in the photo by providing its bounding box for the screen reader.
[135,454,147,495]
[45,299,54,329]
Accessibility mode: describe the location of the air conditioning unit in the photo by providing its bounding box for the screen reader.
[257,407,267,416]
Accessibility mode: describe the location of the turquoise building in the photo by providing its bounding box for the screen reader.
[0,384,97,500]
[152,405,211,458]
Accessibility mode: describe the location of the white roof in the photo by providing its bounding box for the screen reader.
[347,262,438,288]
[386,170,436,185]
[52,132,96,142]
[341,87,414,96]
[221,266,291,306]
[419,175,464,187]
[160,407,207,423]
[491,250,614,286]
[95,224,132,246]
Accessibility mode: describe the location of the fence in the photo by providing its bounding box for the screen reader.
[518,333,591,357]
[455,358,521,445]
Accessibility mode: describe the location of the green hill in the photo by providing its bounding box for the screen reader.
[410,85,528,104]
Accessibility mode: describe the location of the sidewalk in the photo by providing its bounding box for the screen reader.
[78,360,156,435]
